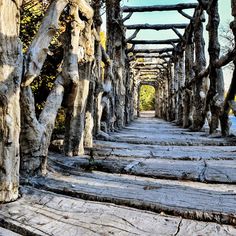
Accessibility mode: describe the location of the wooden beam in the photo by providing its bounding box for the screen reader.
[126,29,140,42]
[122,12,133,22]
[178,9,193,20]
[172,27,185,40]
[135,62,159,66]
[214,47,236,68]
[134,54,172,59]
[133,48,173,54]
[128,39,180,44]
[122,3,198,13]
[134,66,164,70]
[126,23,188,30]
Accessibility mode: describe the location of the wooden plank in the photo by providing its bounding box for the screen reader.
[0,227,21,236]
[4,187,236,236]
[93,142,236,160]
[29,170,236,225]
[96,118,236,146]
[49,153,236,183]
[0,187,178,236]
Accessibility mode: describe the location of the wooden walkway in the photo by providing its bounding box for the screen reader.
[1,112,236,235]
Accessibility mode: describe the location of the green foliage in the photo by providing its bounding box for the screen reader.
[100,31,106,49]
[20,2,47,51]
[140,85,155,111]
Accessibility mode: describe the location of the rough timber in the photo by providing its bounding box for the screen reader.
[2,112,236,235]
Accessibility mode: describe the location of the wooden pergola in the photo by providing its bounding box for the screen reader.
[1,0,236,208]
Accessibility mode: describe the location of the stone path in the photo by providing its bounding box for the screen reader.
[1,112,236,235]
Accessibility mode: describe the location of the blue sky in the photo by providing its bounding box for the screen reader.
[122,0,232,44]
[121,0,233,90]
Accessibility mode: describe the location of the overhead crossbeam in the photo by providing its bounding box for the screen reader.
[122,3,198,13]
[126,23,188,30]
[134,54,172,59]
[133,48,173,54]
[128,39,180,44]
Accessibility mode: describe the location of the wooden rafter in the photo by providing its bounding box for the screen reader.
[122,3,198,13]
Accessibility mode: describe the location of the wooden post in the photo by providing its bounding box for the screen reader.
[63,4,95,155]
[84,0,102,147]
[191,7,207,131]
[106,0,126,129]
[168,63,175,121]
[177,51,185,126]
[183,41,195,128]
[206,0,224,134]
[173,56,179,121]
[20,0,68,176]
[0,0,23,203]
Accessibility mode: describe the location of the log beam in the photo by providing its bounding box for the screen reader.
[128,39,180,44]
[122,3,198,13]
[126,23,188,30]
[133,48,173,54]
[134,54,172,59]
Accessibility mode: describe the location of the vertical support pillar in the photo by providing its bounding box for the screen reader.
[206,0,224,134]
[0,0,23,202]
[169,63,175,121]
[177,51,185,126]
[106,0,126,129]
[183,42,195,128]
[173,57,179,121]
[191,7,207,131]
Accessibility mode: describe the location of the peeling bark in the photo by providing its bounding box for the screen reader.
[206,0,224,134]
[191,7,207,131]
[64,15,94,156]
[0,0,23,202]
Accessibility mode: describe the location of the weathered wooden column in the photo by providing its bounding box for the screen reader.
[64,5,94,156]
[155,83,160,118]
[0,0,23,202]
[173,56,179,121]
[84,0,102,147]
[20,1,76,176]
[220,0,236,136]
[191,6,207,131]
[206,0,224,134]
[168,62,175,121]
[106,0,126,129]
[166,63,173,121]
[129,72,136,120]
[177,51,185,126]
[183,41,195,128]
[137,82,141,117]
[132,71,139,118]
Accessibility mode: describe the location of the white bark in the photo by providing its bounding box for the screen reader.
[0,0,23,202]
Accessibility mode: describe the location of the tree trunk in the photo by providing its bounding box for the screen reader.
[64,63,91,156]
[0,0,23,202]
[177,52,185,126]
[183,43,194,128]
[191,7,207,131]
[20,2,79,176]
[206,0,224,134]
[106,0,126,129]
[64,15,94,155]
[173,58,179,121]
